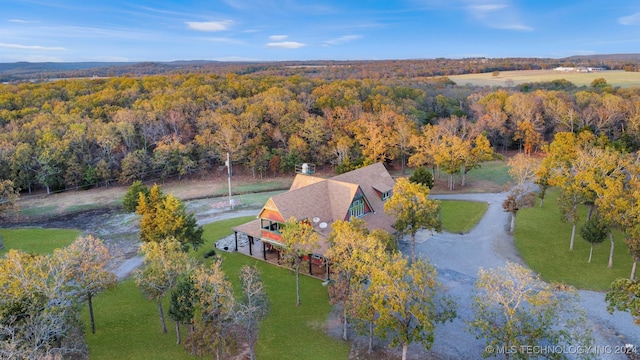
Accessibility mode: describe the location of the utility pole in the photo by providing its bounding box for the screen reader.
[226,152,233,209]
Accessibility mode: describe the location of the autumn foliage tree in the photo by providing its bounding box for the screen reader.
[502,186,536,233]
[2,70,640,198]
[188,259,236,360]
[0,179,19,217]
[370,254,456,360]
[137,184,204,251]
[385,178,441,263]
[279,217,320,306]
[56,235,117,334]
[469,262,593,359]
[0,250,87,359]
[135,238,196,334]
[606,278,640,325]
[326,219,389,341]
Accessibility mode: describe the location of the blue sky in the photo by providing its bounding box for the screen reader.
[1,0,640,63]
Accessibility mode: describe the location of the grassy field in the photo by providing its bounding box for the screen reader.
[515,188,633,291]
[430,160,511,194]
[448,70,640,88]
[464,160,512,187]
[15,175,294,218]
[234,189,288,208]
[85,216,350,360]
[440,200,488,234]
[0,228,81,255]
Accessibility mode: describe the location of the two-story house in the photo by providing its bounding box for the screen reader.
[231,162,396,277]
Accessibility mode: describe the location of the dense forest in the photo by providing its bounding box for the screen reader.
[1,67,640,197]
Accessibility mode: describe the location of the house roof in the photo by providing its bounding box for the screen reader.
[236,162,397,256]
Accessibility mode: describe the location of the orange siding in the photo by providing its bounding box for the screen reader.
[262,230,283,242]
[261,209,285,222]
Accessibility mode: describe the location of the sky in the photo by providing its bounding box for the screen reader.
[1,0,640,63]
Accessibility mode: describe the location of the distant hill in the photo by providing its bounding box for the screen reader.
[564,53,640,61]
[1,54,639,83]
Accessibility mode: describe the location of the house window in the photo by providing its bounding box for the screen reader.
[349,198,365,218]
[261,219,283,233]
[382,190,391,200]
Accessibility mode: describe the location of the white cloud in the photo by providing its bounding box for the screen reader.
[266,41,306,48]
[619,13,640,25]
[497,24,533,31]
[8,19,33,23]
[468,4,507,12]
[1,54,64,62]
[198,37,243,44]
[324,35,362,45]
[269,35,288,41]
[0,42,65,51]
[464,1,533,31]
[186,20,233,32]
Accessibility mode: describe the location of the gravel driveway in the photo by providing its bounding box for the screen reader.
[404,192,639,360]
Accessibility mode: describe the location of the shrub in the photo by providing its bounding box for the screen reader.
[409,166,434,189]
[122,180,150,213]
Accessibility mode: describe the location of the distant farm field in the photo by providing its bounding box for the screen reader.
[448,70,640,88]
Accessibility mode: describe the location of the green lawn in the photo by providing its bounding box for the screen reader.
[16,205,57,218]
[85,216,350,360]
[466,160,512,187]
[83,280,199,360]
[211,180,291,197]
[515,188,633,291]
[440,200,488,234]
[235,189,288,208]
[0,228,81,255]
[430,160,512,193]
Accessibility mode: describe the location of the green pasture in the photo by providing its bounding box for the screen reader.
[515,188,633,291]
[82,280,197,360]
[16,205,58,218]
[430,160,511,193]
[463,160,511,188]
[400,160,511,194]
[448,70,640,88]
[235,189,288,208]
[0,228,81,255]
[440,200,488,234]
[211,180,292,197]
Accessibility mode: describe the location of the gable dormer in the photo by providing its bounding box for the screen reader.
[258,198,285,242]
[372,184,393,201]
[347,187,373,220]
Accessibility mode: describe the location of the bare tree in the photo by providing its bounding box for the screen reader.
[234,265,269,360]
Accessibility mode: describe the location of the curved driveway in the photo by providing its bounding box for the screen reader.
[401,192,639,360]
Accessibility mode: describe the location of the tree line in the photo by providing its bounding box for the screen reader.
[3,55,639,83]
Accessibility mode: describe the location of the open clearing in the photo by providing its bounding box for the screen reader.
[448,70,640,88]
